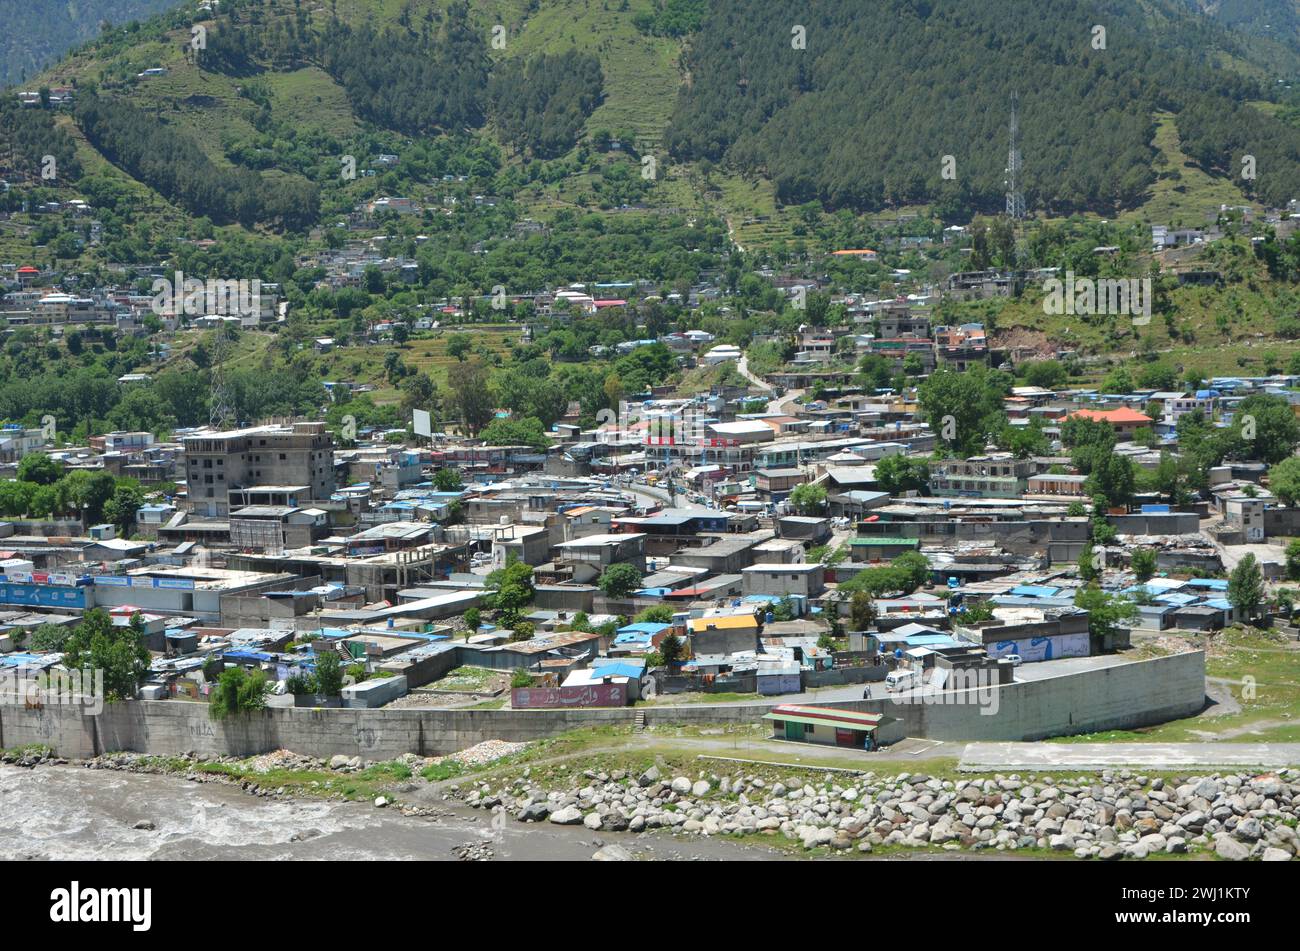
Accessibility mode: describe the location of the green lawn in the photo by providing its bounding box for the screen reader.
[1056,627,1300,744]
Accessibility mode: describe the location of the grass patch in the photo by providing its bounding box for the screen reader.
[1052,626,1300,744]
[128,754,416,802]
[434,665,505,693]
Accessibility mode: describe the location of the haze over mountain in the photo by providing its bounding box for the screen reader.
[0,0,185,87]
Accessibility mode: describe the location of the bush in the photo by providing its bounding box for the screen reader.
[316,650,343,696]
[510,668,532,688]
[208,667,268,720]
[634,605,674,623]
[285,672,318,695]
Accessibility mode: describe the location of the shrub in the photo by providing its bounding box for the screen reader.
[209,667,268,720]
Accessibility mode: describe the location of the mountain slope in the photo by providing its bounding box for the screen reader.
[1184,0,1300,49]
[665,0,1300,214]
[9,0,1300,251]
[0,0,186,87]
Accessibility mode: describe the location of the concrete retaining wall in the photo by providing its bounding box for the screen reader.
[0,651,1205,759]
[850,649,1207,742]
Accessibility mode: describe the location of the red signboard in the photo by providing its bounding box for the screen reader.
[511,684,625,709]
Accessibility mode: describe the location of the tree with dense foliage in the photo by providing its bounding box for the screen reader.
[874,453,930,495]
[28,622,72,653]
[788,482,827,515]
[208,667,269,720]
[315,649,343,697]
[447,357,496,435]
[1286,539,1300,582]
[1228,553,1266,623]
[849,590,875,631]
[1078,543,1100,582]
[103,482,147,533]
[659,632,684,666]
[841,551,930,596]
[60,609,150,702]
[1268,457,1300,507]
[1073,585,1138,647]
[433,468,464,492]
[918,367,1010,456]
[1131,548,1158,583]
[487,557,535,627]
[598,563,643,599]
[1085,453,1136,510]
[634,605,675,623]
[17,452,62,486]
[478,416,551,451]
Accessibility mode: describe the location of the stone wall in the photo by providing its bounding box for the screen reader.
[0,651,1205,759]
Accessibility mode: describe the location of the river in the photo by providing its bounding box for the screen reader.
[0,764,784,861]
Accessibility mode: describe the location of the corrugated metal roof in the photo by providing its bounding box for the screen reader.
[762,704,883,729]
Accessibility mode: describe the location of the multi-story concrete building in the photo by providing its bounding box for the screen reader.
[930,453,1034,498]
[182,422,335,518]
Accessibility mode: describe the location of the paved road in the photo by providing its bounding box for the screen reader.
[735,354,773,393]
[959,742,1300,772]
[623,480,712,513]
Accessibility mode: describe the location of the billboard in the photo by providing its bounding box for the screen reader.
[0,582,88,608]
[412,408,432,437]
[988,633,1089,663]
[511,684,624,709]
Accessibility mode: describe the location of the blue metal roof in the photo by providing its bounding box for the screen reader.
[617,622,670,635]
[1009,584,1059,598]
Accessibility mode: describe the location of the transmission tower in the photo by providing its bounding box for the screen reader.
[1004,91,1026,220]
[208,324,235,429]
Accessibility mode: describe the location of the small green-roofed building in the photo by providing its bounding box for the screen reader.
[849,536,920,562]
[762,703,905,749]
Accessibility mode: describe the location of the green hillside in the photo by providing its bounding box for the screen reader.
[7,0,1297,250]
[0,0,1298,441]
[0,0,186,87]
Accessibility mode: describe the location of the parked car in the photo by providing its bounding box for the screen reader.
[1005,654,1023,667]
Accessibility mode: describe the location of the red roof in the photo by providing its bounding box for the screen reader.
[16,265,39,273]
[1060,408,1152,425]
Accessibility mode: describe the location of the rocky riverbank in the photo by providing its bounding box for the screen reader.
[454,764,1299,860]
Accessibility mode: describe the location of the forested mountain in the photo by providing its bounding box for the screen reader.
[1183,0,1300,50]
[665,0,1300,214]
[8,0,1300,242]
[0,0,185,87]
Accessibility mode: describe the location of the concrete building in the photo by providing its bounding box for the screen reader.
[182,423,335,518]
[930,454,1033,498]
[741,563,826,598]
[1058,407,1153,441]
[687,613,760,655]
[763,704,904,749]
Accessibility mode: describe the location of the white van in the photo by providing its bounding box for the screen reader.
[885,669,920,693]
